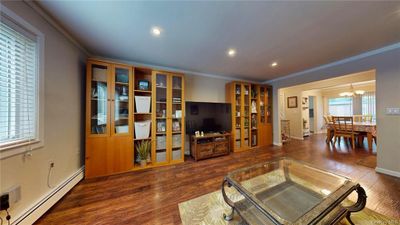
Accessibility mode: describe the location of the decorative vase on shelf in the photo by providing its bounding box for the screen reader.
[251,100,257,113]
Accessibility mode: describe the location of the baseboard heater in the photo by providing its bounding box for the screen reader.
[12,167,84,225]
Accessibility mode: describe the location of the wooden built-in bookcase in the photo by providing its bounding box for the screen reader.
[226,81,272,152]
[85,59,185,178]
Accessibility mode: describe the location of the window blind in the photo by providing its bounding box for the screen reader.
[328,97,353,116]
[0,19,38,147]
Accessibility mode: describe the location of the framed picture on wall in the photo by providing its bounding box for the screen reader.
[287,96,298,108]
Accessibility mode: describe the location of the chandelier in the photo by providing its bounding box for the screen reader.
[339,84,365,97]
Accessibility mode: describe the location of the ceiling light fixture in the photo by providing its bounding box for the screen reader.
[271,62,278,67]
[151,26,162,36]
[339,84,365,97]
[227,48,236,57]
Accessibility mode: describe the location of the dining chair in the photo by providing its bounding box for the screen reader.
[353,115,373,123]
[324,115,334,143]
[363,115,373,123]
[354,115,373,145]
[332,116,358,149]
[353,115,363,123]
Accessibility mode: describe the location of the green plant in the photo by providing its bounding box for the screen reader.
[136,140,151,161]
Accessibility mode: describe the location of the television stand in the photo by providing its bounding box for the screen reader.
[191,133,231,161]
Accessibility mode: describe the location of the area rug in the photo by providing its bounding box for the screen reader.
[356,155,377,168]
[179,189,399,225]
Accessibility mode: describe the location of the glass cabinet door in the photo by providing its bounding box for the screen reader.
[113,66,131,135]
[260,87,266,124]
[171,75,183,161]
[90,63,109,135]
[155,73,168,163]
[235,84,241,149]
[243,84,250,147]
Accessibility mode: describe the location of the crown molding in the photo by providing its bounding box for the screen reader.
[24,0,91,56]
[93,56,261,83]
[264,42,400,84]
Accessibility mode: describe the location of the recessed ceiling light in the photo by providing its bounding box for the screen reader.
[151,26,162,36]
[227,48,236,57]
[271,62,278,67]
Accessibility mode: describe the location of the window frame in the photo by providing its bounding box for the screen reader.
[0,5,45,159]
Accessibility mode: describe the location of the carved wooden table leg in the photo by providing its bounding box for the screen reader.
[221,178,235,221]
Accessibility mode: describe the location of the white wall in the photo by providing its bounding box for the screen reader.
[185,73,230,103]
[280,89,324,139]
[281,90,303,139]
[270,45,400,175]
[0,1,86,223]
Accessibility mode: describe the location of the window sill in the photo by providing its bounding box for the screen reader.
[0,140,44,160]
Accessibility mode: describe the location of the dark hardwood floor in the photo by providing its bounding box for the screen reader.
[36,134,400,224]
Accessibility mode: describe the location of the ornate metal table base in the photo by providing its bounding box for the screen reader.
[221,172,367,225]
[222,178,235,221]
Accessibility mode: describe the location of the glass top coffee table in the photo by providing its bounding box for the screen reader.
[221,158,366,225]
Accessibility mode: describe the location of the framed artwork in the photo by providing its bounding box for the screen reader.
[287,96,298,108]
[138,80,150,90]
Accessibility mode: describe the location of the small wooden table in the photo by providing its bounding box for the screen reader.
[326,122,376,150]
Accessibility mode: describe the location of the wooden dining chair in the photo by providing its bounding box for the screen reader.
[353,115,373,123]
[353,115,363,123]
[332,116,358,149]
[324,115,334,143]
[363,115,373,123]
[354,115,373,145]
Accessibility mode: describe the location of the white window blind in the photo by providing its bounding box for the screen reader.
[328,97,353,116]
[0,19,38,147]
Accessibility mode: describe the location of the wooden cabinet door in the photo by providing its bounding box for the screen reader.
[85,137,108,178]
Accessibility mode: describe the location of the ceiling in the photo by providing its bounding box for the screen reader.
[37,1,400,82]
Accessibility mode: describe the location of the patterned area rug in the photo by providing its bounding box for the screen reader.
[179,190,399,225]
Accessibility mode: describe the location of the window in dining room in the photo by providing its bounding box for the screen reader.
[362,91,376,121]
[328,97,353,116]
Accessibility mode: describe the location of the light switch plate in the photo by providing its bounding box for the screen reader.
[386,107,400,115]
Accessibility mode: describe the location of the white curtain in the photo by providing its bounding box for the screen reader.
[362,91,376,121]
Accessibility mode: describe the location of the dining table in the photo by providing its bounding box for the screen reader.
[326,121,376,150]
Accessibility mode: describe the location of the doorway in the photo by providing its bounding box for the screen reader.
[309,96,315,134]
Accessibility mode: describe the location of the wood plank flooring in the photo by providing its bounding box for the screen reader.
[35,134,400,224]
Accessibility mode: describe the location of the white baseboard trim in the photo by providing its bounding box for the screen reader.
[375,167,400,178]
[273,142,282,146]
[13,166,84,225]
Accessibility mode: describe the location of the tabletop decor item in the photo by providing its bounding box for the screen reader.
[138,79,150,90]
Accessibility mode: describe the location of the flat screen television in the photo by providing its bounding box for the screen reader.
[185,101,231,135]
